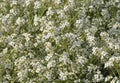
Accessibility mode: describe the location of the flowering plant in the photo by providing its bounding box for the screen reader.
[0,0,120,83]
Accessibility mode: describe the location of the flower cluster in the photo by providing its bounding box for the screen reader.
[0,0,120,82]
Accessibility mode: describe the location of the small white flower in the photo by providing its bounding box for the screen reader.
[17,72,22,78]
[92,47,98,55]
[110,77,118,83]
[4,74,11,80]
[44,70,53,80]
[11,0,17,7]
[59,71,67,80]
[104,61,114,68]
[34,15,40,26]
[100,32,109,37]
[34,43,38,47]
[114,43,119,50]
[115,0,119,3]
[76,55,87,66]
[64,5,69,12]
[34,1,41,9]
[22,33,31,42]
[25,0,31,6]
[10,9,15,15]
[101,51,108,60]
[93,71,104,82]
[36,67,40,73]
[54,0,61,5]
[47,60,56,69]
[87,36,95,46]
[45,53,53,61]
[9,41,15,47]
[74,79,81,83]
[68,0,74,3]
[105,76,113,82]
[45,42,51,47]
[16,17,21,25]
[2,14,10,24]
[46,7,54,16]
[116,80,120,83]
[16,17,25,25]
[2,48,8,54]
[3,81,9,83]
[108,42,114,49]
[75,19,83,28]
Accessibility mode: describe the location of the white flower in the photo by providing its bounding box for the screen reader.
[57,10,66,19]
[25,0,31,6]
[9,41,15,47]
[87,36,95,46]
[115,0,119,3]
[108,42,114,49]
[59,54,70,65]
[63,20,70,27]
[110,77,118,83]
[10,9,15,15]
[71,41,81,48]
[11,0,17,7]
[16,17,25,25]
[45,53,53,61]
[3,81,9,83]
[114,43,119,50]
[34,15,40,26]
[75,19,83,28]
[87,64,98,72]
[116,80,120,83]
[34,42,38,47]
[22,33,31,42]
[64,5,69,12]
[17,72,22,78]
[36,67,40,73]
[2,14,10,24]
[105,76,113,82]
[104,61,114,68]
[46,7,54,16]
[45,42,52,52]
[44,71,52,80]
[34,1,41,9]
[16,17,21,25]
[76,55,87,66]
[74,79,81,83]
[101,51,108,60]
[4,74,11,80]
[54,0,61,5]
[28,53,34,58]
[59,71,67,80]
[92,47,98,55]
[47,60,56,69]
[93,70,104,82]
[100,32,109,37]
[2,48,8,54]
[68,0,74,3]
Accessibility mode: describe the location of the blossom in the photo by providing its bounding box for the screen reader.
[16,17,25,25]
[0,0,120,82]
[34,1,41,9]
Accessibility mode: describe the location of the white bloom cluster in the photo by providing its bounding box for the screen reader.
[105,56,120,68]
[34,1,41,9]
[16,17,25,26]
[93,70,104,82]
[0,0,120,82]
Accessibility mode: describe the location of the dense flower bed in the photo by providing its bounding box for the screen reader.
[0,0,120,83]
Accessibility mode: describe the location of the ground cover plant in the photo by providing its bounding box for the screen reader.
[0,0,120,83]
